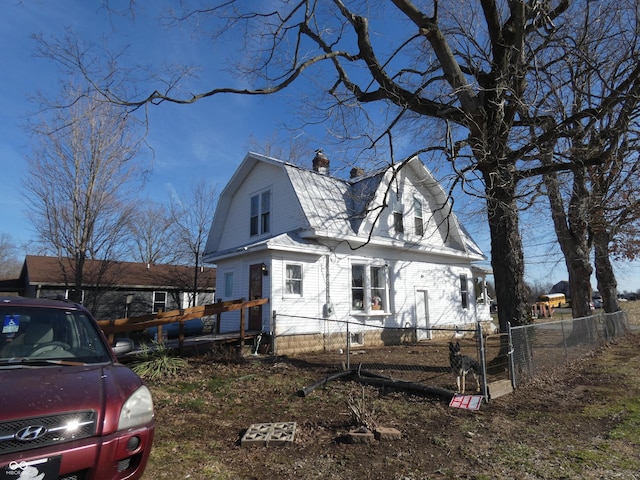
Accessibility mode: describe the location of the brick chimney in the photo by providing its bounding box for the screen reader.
[312,150,330,174]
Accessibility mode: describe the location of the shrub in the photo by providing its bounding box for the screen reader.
[131,341,187,380]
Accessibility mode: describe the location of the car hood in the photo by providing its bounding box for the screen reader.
[0,363,144,432]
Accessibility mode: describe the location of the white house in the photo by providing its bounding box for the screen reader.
[204,151,491,354]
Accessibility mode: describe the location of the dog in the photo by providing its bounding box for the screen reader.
[448,341,480,394]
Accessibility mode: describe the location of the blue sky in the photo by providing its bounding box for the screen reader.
[1,1,638,293]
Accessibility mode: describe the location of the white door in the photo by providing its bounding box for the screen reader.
[416,289,431,340]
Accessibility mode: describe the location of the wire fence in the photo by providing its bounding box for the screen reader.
[271,313,491,395]
[509,310,630,388]
[272,310,630,401]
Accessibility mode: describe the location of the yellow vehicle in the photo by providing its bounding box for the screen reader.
[537,293,567,308]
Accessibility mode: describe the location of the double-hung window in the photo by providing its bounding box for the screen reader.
[351,264,389,313]
[391,190,404,234]
[153,291,167,313]
[250,190,271,236]
[414,197,424,236]
[285,264,303,296]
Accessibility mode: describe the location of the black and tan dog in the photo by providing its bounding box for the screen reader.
[448,341,480,394]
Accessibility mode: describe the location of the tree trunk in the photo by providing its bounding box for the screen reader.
[593,231,621,313]
[484,170,530,331]
[72,253,85,303]
[543,168,593,318]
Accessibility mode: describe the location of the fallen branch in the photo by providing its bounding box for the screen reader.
[297,369,354,397]
[351,374,455,401]
[297,366,455,402]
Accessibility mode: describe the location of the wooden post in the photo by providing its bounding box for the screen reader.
[239,307,246,355]
[178,320,185,354]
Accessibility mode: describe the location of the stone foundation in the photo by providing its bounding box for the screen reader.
[273,322,491,355]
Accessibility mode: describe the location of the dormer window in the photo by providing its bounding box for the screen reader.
[250,190,271,236]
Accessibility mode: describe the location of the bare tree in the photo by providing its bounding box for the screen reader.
[23,89,147,304]
[40,1,640,330]
[539,0,640,315]
[590,146,640,313]
[169,179,218,307]
[128,200,176,265]
[0,233,22,280]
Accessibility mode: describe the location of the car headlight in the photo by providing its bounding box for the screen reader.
[118,385,154,430]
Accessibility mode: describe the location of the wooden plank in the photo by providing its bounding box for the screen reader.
[98,298,269,336]
[488,379,513,400]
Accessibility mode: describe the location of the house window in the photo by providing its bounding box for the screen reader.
[350,332,364,346]
[285,264,303,295]
[351,265,365,310]
[460,274,469,309]
[224,272,234,298]
[391,190,403,233]
[351,264,389,313]
[250,190,271,236]
[153,291,167,313]
[65,289,85,302]
[414,197,424,236]
[370,266,386,310]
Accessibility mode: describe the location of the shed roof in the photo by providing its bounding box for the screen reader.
[21,255,216,290]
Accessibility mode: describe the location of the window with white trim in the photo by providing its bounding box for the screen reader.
[351,263,389,313]
[64,289,85,303]
[250,190,271,236]
[413,197,424,236]
[285,264,303,296]
[459,274,469,309]
[153,291,167,313]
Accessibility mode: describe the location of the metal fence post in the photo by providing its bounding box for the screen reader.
[271,310,277,355]
[346,319,350,370]
[508,322,517,389]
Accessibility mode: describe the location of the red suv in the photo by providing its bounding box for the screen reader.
[0,297,154,480]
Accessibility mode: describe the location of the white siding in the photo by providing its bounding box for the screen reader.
[207,153,485,349]
[361,168,448,248]
[216,162,307,252]
[270,253,325,335]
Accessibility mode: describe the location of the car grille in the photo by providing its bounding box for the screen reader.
[0,411,97,455]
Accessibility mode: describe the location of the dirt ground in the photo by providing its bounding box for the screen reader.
[141,312,640,480]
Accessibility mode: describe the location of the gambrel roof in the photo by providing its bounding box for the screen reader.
[205,152,484,262]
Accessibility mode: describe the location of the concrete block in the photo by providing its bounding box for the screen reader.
[241,422,296,447]
[345,429,375,444]
[374,427,402,441]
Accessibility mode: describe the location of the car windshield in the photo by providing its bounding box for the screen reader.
[0,305,112,364]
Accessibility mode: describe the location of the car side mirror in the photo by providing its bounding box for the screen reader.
[112,338,135,356]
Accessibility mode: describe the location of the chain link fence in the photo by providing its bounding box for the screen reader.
[508,310,629,388]
[270,310,631,401]
[271,313,488,394]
